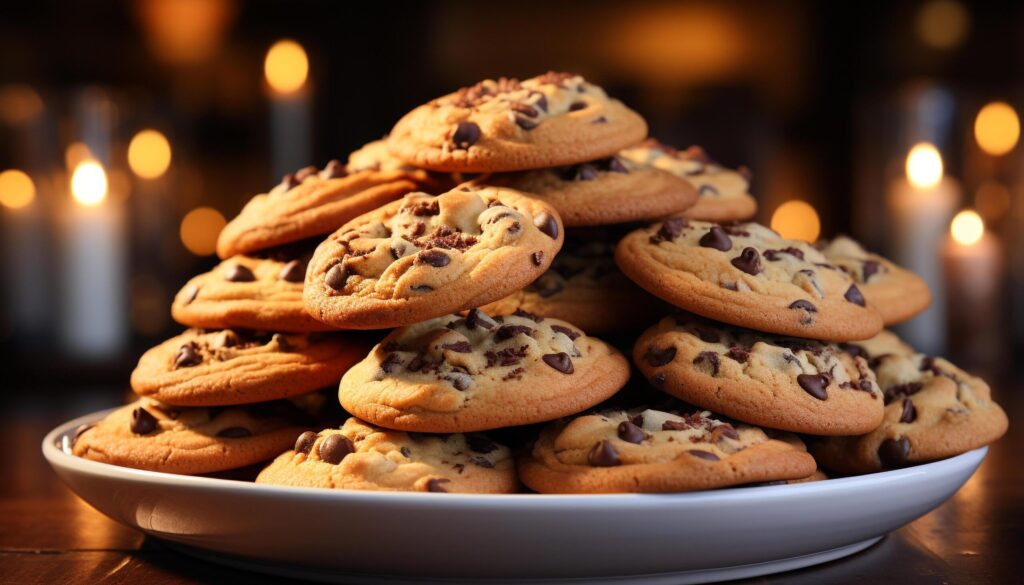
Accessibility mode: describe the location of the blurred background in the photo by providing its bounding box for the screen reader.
[2,0,1022,411]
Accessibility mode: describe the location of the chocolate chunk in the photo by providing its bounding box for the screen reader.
[400,446,412,458]
[651,217,688,243]
[695,328,720,343]
[417,249,450,267]
[532,251,545,266]
[466,308,497,330]
[442,341,472,353]
[426,478,450,492]
[688,450,721,461]
[494,324,534,341]
[878,437,911,469]
[515,116,538,130]
[174,342,202,369]
[542,352,574,374]
[844,284,866,306]
[512,309,542,322]
[617,421,647,444]
[645,346,677,367]
[294,431,318,454]
[466,433,497,454]
[763,247,805,262]
[324,264,349,292]
[731,247,763,275]
[278,259,306,283]
[797,373,830,400]
[534,212,559,240]
[469,456,494,468]
[321,159,346,179]
[410,285,434,292]
[572,163,599,181]
[712,424,740,441]
[551,324,581,340]
[410,200,440,216]
[225,264,255,282]
[693,351,721,376]
[863,260,881,281]
[662,420,691,431]
[216,426,252,438]
[318,434,355,464]
[840,343,868,359]
[534,94,548,112]
[130,407,158,435]
[788,300,817,312]
[568,101,587,111]
[592,116,607,124]
[900,398,917,424]
[452,121,480,149]
[725,346,750,363]
[883,382,924,404]
[587,440,621,467]
[511,103,539,118]
[699,226,733,251]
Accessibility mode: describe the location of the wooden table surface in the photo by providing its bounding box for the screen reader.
[2,385,1021,585]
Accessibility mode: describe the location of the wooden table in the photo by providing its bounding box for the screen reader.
[3,386,1021,584]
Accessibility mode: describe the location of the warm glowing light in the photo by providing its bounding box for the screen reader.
[0,84,44,125]
[905,143,943,189]
[974,101,1020,156]
[180,206,226,256]
[70,161,108,207]
[65,142,92,171]
[975,180,1011,221]
[0,169,36,209]
[770,200,821,242]
[264,40,309,94]
[951,210,984,246]
[128,129,172,179]
[137,0,236,65]
[916,0,970,50]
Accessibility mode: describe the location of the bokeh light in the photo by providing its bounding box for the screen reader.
[975,180,1011,221]
[951,209,984,246]
[770,200,821,242]
[974,101,1020,156]
[128,129,172,179]
[70,161,108,207]
[0,169,36,209]
[179,206,226,255]
[915,0,970,50]
[264,39,308,94]
[906,143,943,189]
[65,142,92,171]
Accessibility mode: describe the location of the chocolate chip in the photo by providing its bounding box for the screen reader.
[844,284,866,306]
[695,328,720,343]
[515,116,538,130]
[592,116,607,124]
[542,352,574,374]
[417,249,450,267]
[494,324,534,341]
[900,398,917,423]
[551,324,581,340]
[533,212,559,240]
[426,478,450,492]
[713,424,741,441]
[699,226,732,251]
[411,284,434,292]
[617,421,647,444]
[466,308,497,330]
[688,450,720,461]
[731,247,763,275]
[662,420,691,431]
[511,103,539,118]
[324,264,349,292]
[693,351,721,376]
[278,260,306,283]
[225,264,255,282]
[863,260,881,281]
[174,342,202,369]
[789,300,817,313]
[321,159,346,179]
[651,217,689,243]
[295,431,318,454]
[532,251,545,266]
[452,121,480,149]
[130,407,158,435]
[797,373,830,400]
[466,433,497,454]
[318,434,355,464]
[587,440,621,467]
[400,446,412,458]
[725,346,750,363]
[763,247,805,262]
[645,346,677,367]
[216,426,252,438]
[878,437,911,469]
[534,94,548,112]
[568,101,587,111]
[442,341,472,353]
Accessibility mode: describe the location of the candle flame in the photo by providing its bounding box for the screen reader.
[770,200,821,242]
[71,160,108,207]
[264,40,308,94]
[0,169,36,209]
[906,143,943,189]
[974,101,1019,156]
[951,209,984,246]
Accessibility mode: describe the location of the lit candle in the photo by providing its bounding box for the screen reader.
[264,39,312,180]
[943,210,1001,369]
[61,160,127,359]
[886,143,960,354]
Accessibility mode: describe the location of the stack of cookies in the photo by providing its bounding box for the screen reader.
[71,72,1008,494]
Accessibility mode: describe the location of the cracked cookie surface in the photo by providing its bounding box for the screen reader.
[615,219,884,341]
[338,310,630,432]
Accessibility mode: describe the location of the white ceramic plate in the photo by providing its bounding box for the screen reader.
[43,409,986,584]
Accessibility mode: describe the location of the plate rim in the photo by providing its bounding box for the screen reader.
[43,407,990,506]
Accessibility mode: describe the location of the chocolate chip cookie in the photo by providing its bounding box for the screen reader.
[615,219,884,341]
[70,398,311,474]
[619,140,757,222]
[810,330,1008,474]
[130,328,370,406]
[216,159,427,259]
[634,314,884,435]
[479,238,666,334]
[387,72,648,172]
[338,310,630,432]
[304,185,564,330]
[172,241,330,332]
[817,236,931,325]
[490,152,696,226]
[256,418,518,493]
[518,406,817,493]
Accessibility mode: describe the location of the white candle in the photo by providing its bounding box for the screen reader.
[886,143,959,354]
[943,210,1001,368]
[265,40,312,180]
